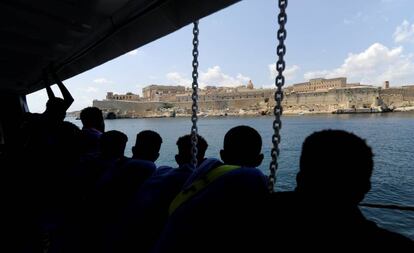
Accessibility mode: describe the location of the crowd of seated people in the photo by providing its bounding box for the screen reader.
[2,85,413,252]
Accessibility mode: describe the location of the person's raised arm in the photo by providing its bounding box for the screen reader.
[43,71,55,99]
[52,72,74,110]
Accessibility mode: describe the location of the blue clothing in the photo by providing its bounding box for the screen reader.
[112,163,195,253]
[154,161,268,253]
[152,165,174,177]
[80,127,102,154]
[80,158,155,253]
[182,158,222,189]
[268,191,414,251]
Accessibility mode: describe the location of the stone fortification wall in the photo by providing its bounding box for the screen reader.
[174,98,267,112]
[94,97,269,117]
[93,100,166,117]
[283,87,380,111]
[380,87,414,107]
[94,86,414,117]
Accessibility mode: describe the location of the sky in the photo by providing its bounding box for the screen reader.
[27,0,414,112]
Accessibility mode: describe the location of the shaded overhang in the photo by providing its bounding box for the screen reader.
[0,0,240,95]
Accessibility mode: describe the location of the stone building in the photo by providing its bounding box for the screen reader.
[142,85,186,101]
[291,77,347,93]
[175,87,274,102]
[106,92,140,101]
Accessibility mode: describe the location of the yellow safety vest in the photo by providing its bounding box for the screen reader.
[169,164,241,215]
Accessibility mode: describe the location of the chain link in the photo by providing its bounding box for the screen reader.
[269,0,287,193]
[191,21,199,169]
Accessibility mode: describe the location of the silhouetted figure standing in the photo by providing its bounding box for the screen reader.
[21,73,73,150]
[79,107,104,155]
[270,130,414,251]
[11,74,75,252]
[114,134,208,253]
[155,126,268,253]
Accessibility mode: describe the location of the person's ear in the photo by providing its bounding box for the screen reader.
[253,153,264,167]
[175,154,181,166]
[363,181,371,194]
[220,149,226,163]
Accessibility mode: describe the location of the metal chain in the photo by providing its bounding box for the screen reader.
[269,0,287,193]
[190,21,199,169]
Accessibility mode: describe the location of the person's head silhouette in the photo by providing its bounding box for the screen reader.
[220,125,263,167]
[132,130,162,162]
[296,130,373,206]
[80,107,105,132]
[100,130,128,159]
[45,97,67,123]
[175,134,208,167]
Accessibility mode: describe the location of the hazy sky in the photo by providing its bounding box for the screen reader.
[27,0,414,112]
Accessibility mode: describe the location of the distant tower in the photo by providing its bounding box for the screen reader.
[247,80,254,89]
[383,81,390,89]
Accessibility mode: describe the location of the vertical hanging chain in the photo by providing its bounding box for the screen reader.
[269,0,287,193]
[190,21,199,169]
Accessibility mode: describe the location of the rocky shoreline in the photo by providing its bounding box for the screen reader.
[87,106,414,119]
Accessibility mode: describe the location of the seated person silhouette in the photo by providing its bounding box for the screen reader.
[270,130,413,250]
[76,130,129,253]
[111,134,208,253]
[131,130,162,162]
[79,107,104,155]
[119,130,163,190]
[154,126,268,253]
[96,130,161,216]
[93,130,130,199]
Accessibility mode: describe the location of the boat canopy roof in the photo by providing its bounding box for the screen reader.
[0,0,239,95]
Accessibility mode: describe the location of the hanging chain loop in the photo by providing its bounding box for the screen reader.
[269,0,287,193]
[191,21,199,169]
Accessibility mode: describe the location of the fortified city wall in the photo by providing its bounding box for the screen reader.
[379,86,414,107]
[93,78,414,117]
[283,87,381,112]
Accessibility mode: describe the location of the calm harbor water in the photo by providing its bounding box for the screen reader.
[69,112,414,239]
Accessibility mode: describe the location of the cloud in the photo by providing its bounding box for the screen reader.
[304,43,414,85]
[199,66,250,87]
[93,78,113,84]
[393,20,414,43]
[166,72,192,86]
[127,49,138,55]
[166,66,251,88]
[269,64,300,81]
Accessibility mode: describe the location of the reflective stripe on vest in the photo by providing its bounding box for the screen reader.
[169,164,241,215]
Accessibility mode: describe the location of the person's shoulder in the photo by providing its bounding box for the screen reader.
[371,224,414,249]
[226,166,267,182]
[348,216,413,250]
[213,166,268,195]
[82,127,102,137]
[123,158,156,169]
[182,158,223,188]
[153,165,174,176]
